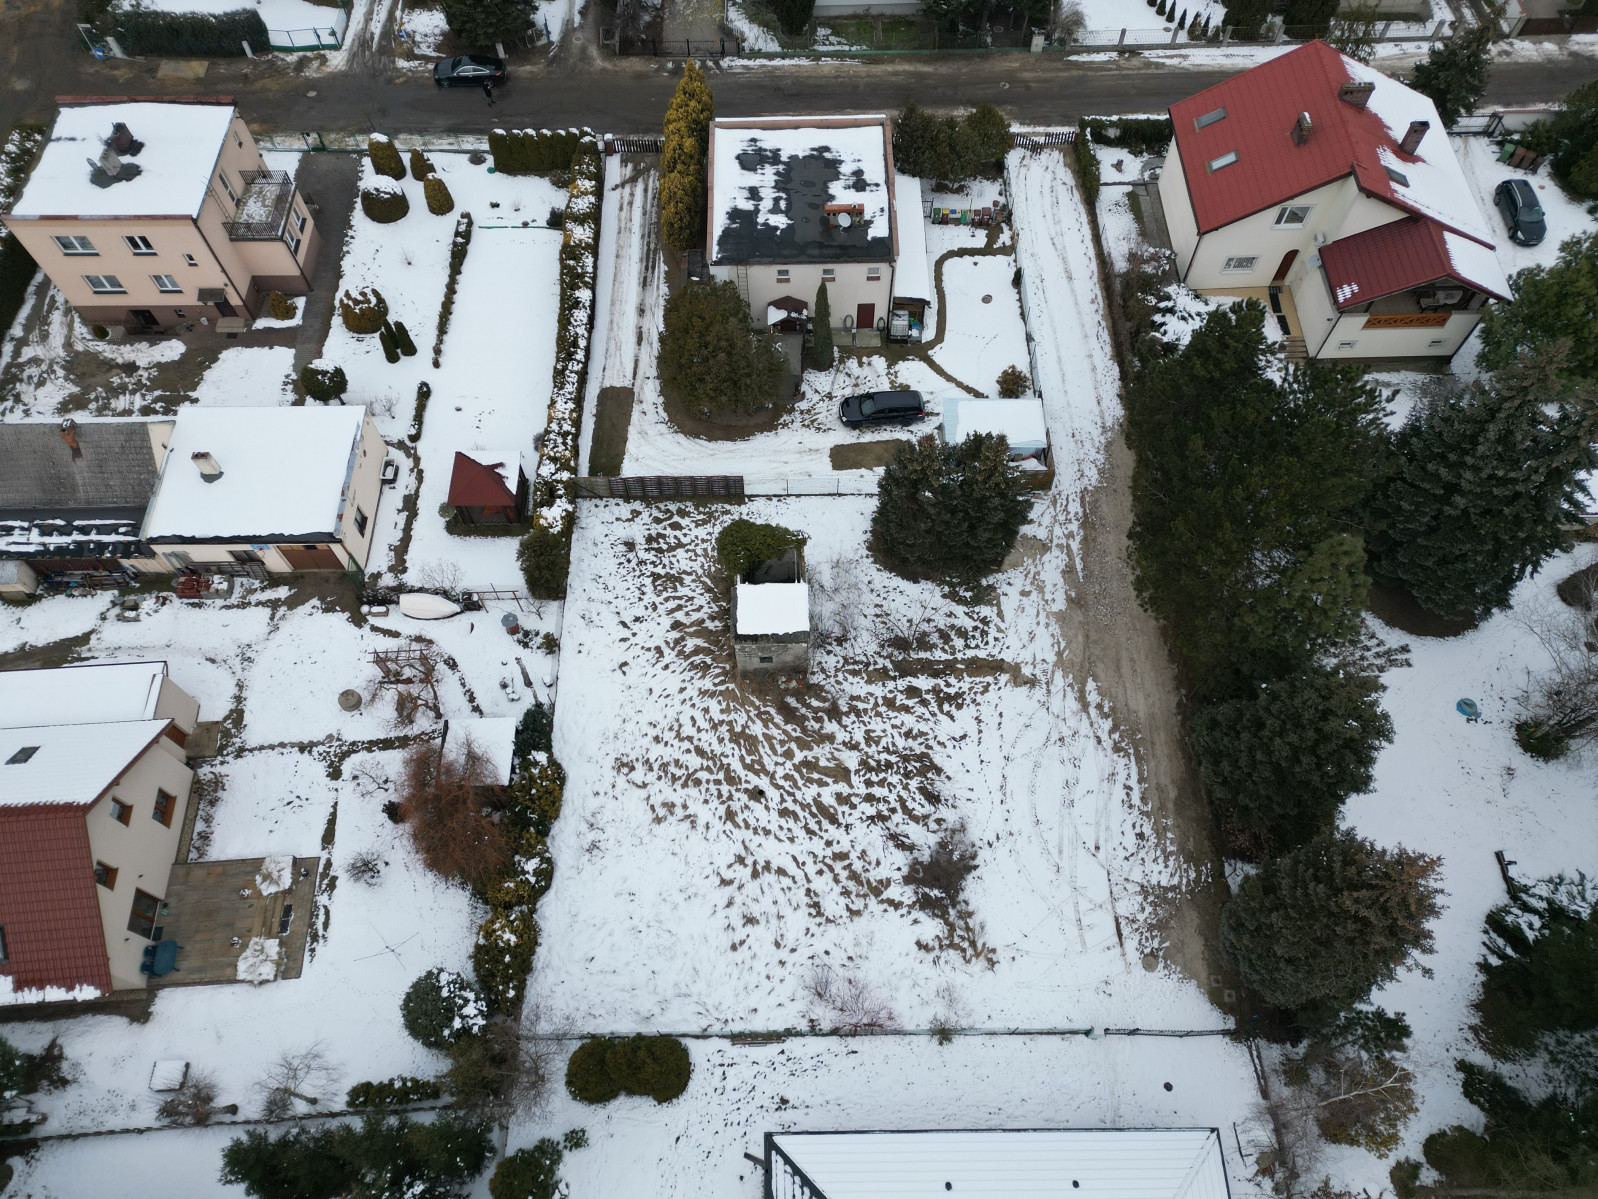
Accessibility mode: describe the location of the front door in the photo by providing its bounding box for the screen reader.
[130,309,159,329]
[214,298,237,318]
[1271,249,1299,285]
[856,303,875,332]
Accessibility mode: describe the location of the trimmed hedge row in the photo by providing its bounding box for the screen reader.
[518,135,602,600]
[488,128,591,176]
[346,1075,443,1108]
[432,211,473,368]
[107,8,269,56]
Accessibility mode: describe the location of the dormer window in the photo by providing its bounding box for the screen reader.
[1206,150,1239,172]
[1194,107,1227,130]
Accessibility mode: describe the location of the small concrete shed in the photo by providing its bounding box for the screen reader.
[732,582,810,675]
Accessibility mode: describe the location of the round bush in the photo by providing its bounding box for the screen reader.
[565,1037,621,1104]
[267,290,296,320]
[368,133,405,179]
[361,179,410,224]
[424,174,455,216]
[607,1033,691,1103]
[299,360,347,404]
[339,286,388,334]
[400,967,487,1050]
[490,1138,563,1199]
[508,754,565,837]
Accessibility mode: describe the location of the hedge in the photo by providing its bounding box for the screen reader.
[432,212,473,368]
[1081,116,1174,156]
[346,1075,442,1108]
[106,8,269,56]
[488,127,590,176]
[565,1035,691,1105]
[518,135,601,599]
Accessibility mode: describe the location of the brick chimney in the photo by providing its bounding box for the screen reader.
[1338,81,1374,109]
[58,418,81,459]
[191,451,223,482]
[1291,111,1314,146]
[1400,120,1429,154]
[110,122,135,153]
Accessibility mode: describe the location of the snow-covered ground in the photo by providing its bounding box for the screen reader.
[193,346,296,406]
[1455,135,1594,278]
[114,0,347,41]
[397,2,448,55]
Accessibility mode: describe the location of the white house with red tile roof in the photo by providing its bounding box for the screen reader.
[1157,40,1510,361]
[0,662,198,1004]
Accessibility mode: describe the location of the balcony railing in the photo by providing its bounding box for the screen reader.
[225,170,295,242]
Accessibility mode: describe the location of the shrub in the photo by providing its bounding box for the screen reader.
[893,101,1012,185]
[368,134,406,180]
[433,212,474,366]
[506,753,564,837]
[444,1021,551,1123]
[393,320,417,357]
[661,61,713,254]
[346,1075,443,1108]
[380,323,400,363]
[715,519,806,582]
[361,178,410,223]
[400,742,509,890]
[408,380,432,443]
[608,1035,691,1103]
[339,286,388,334]
[1073,119,1100,208]
[770,0,815,33]
[519,522,572,600]
[472,907,538,1014]
[564,1037,622,1104]
[1081,116,1174,156]
[221,1114,493,1199]
[490,1138,564,1199]
[1514,717,1570,760]
[996,365,1029,397]
[512,702,553,760]
[401,967,488,1050]
[409,147,435,179]
[806,280,834,371]
[107,8,267,55]
[659,280,786,415]
[483,828,555,914]
[267,290,296,320]
[424,174,455,216]
[1475,874,1598,1054]
[300,360,348,405]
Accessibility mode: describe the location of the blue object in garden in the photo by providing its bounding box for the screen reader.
[1457,698,1481,719]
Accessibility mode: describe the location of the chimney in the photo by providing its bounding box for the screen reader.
[1291,111,1314,146]
[1338,81,1375,109]
[191,451,224,483]
[58,419,81,459]
[110,122,135,153]
[1400,120,1429,154]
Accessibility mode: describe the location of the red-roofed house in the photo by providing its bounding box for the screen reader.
[1157,40,1510,361]
[0,663,198,1005]
[446,450,528,526]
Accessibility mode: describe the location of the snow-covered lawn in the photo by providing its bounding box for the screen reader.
[115,0,347,40]
[193,346,296,406]
[929,253,1030,393]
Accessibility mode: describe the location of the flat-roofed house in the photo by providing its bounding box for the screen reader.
[0,662,199,1003]
[1,98,319,334]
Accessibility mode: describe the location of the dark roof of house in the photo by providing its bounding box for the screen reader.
[0,805,113,998]
[446,452,521,508]
[0,421,158,518]
[1319,216,1512,310]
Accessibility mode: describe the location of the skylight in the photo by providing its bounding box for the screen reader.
[1385,165,1411,187]
[1194,107,1227,130]
[6,746,40,765]
[1206,150,1239,172]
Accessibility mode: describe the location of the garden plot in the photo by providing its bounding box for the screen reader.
[929,252,1031,394]
[193,346,296,406]
[531,495,1222,1033]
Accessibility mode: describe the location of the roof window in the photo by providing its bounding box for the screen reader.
[1194,107,1227,130]
[6,746,40,765]
[1385,166,1411,187]
[1206,150,1239,172]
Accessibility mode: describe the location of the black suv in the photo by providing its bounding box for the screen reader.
[839,390,925,428]
[1494,178,1546,246]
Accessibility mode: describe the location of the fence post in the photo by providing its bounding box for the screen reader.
[1170,24,1179,43]
[1220,23,1231,42]
[1430,19,1444,37]
[1380,18,1391,36]
[1117,27,1126,44]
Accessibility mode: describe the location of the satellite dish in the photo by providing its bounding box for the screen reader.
[837,212,852,228]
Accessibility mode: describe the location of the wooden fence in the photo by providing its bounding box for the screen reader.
[605,135,665,155]
[1011,130,1077,149]
[575,475,746,500]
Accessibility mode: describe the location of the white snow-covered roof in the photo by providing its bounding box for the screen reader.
[0,719,169,808]
[0,662,167,730]
[447,717,518,785]
[769,1129,1232,1199]
[942,397,1049,452]
[735,582,809,636]
[1442,229,1511,300]
[143,406,367,542]
[10,102,236,219]
[891,173,931,302]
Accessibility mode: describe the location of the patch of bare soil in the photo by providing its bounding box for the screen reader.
[1367,580,1479,639]
[589,385,634,475]
[660,376,799,442]
[829,439,904,470]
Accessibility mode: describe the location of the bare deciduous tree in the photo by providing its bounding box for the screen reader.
[804,966,899,1034]
[156,1070,235,1126]
[904,829,996,968]
[445,1017,558,1124]
[1516,582,1598,756]
[369,643,447,731]
[400,736,508,889]
[257,1043,339,1122]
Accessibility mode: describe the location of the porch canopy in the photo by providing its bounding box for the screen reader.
[1318,216,1511,311]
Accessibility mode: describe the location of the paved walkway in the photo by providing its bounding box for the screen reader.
[291,152,361,375]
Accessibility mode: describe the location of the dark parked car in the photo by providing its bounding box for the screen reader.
[1494,178,1546,246]
[433,55,507,88]
[839,390,926,429]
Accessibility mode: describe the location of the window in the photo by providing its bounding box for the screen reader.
[353,506,369,537]
[867,268,882,281]
[219,174,237,203]
[1221,256,1258,273]
[1194,107,1228,130]
[127,889,160,938]
[1273,205,1313,228]
[822,268,836,280]
[183,253,198,267]
[124,234,156,255]
[775,268,790,281]
[53,234,96,255]
[153,789,175,828]
[1206,150,1239,172]
[1337,340,1357,350]
[293,208,307,234]
[758,655,774,664]
[0,926,7,963]
[94,861,118,889]
[286,229,302,256]
[83,274,125,294]
[6,745,39,765]
[1385,166,1411,187]
[151,274,180,293]
[109,798,132,825]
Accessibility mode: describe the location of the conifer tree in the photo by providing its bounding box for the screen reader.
[1410,25,1492,129]
[1478,232,1598,381]
[367,134,405,180]
[1362,349,1598,618]
[657,281,785,414]
[806,280,834,371]
[439,0,534,46]
[1220,830,1443,1013]
[661,60,714,256]
[1191,663,1394,858]
[1474,874,1598,1054]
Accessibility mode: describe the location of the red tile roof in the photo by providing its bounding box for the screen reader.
[1319,216,1511,310]
[1169,40,1490,244]
[446,452,519,508]
[0,805,112,998]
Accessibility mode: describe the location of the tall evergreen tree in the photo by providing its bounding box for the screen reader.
[1478,232,1598,381]
[806,280,834,371]
[1362,349,1598,618]
[1282,0,1338,36]
[1191,663,1394,859]
[769,0,815,34]
[1475,874,1598,1054]
[1409,25,1492,129]
[439,0,534,45]
[1545,79,1598,198]
[658,281,786,414]
[1220,830,1443,1013]
[661,60,714,256]
[1221,0,1275,38]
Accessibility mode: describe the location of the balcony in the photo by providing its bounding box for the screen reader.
[225,170,295,242]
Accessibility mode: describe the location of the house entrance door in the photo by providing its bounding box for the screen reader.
[281,544,345,570]
[1271,249,1299,284]
[856,303,875,332]
[214,298,237,318]
[130,309,159,328]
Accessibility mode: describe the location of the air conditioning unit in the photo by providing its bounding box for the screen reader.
[1418,288,1464,308]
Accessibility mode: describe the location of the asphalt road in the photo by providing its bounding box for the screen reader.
[1,0,1595,136]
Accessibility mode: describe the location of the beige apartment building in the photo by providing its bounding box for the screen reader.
[1,97,320,334]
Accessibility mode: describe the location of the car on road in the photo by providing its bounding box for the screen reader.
[839,390,926,429]
[433,55,507,88]
[1494,177,1546,246]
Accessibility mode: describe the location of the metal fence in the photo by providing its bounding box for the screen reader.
[745,476,879,496]
[1067,17,1449,49]
[606,135,665,155]
[615,36,739,56]
[267,21,344,49]
[575,475,746,500]
[1011,130,1077,149]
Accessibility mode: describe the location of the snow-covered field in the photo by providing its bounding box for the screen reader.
[115,0,347,40]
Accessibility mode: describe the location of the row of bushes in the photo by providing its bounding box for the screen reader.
[518,135,602,600]
[0,127,45,344]
[105,7,269,55]
[488,127,592,176]
[432,211,474,368]
[565,1035,691,1105]
[346,1074,443,1108]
